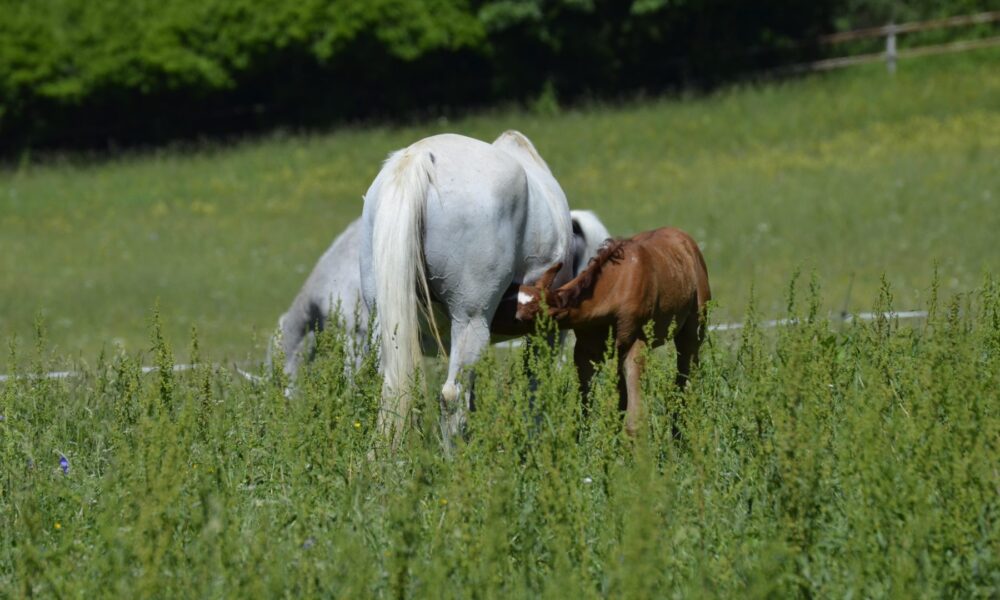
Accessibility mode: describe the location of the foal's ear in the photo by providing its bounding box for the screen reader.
[537,262,563,290]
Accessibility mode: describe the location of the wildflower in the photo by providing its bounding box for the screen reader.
[439,498,448,506]
[582,477,593,485]
[54,522,61,530]
[353,421,361,430]
[59,455,69,475]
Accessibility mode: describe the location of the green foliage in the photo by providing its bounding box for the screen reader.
[0,0,486,102]
[6,0,954,150]
[834,0,1000,29]
[2,283,998,596]
[3,0,997,149]
[0,0,487,148]
[4,0,994,149]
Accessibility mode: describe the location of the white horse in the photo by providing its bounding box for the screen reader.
[271,210,611,389]
[268,218,368,380]
[360,131,577,447]
[569,209,611,280]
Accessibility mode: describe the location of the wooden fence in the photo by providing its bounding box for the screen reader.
[803,11,1000,73]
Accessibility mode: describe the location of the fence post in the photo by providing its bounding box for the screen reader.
[885,23,898,74]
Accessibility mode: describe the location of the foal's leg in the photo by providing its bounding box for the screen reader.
[573,332,605,418]
[622,339,647,437]
[673,315,702,390]
[440,316,491,453]
[671,315,703,440]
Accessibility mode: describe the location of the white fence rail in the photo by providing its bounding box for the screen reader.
[0,310,928,382]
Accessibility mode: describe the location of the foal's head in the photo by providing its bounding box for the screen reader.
[516,239,627,323]
[515,263,563,322]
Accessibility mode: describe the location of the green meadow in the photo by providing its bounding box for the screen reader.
[2,49,999,368]
[1,49,999,597]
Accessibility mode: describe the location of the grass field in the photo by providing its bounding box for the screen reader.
[1,49,999,369]
[2,282,998,596]
[2,50,1000,597]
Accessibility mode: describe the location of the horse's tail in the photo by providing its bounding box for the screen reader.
[371,148,439,442]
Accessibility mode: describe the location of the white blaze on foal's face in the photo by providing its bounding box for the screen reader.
[515,287,541,321]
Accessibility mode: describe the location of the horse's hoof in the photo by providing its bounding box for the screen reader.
[441,381,460,405]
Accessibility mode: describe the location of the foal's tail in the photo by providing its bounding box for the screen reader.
[692,239,712,341]
[371,148,439,442]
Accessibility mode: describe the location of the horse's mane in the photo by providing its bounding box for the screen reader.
[553,239,627,309]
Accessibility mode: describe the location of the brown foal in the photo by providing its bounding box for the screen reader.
[515,227,711,435]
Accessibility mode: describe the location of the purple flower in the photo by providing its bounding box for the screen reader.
[59,455,69,475]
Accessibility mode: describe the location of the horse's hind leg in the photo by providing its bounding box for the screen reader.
[622,339,646,437]
[440,316,491,452]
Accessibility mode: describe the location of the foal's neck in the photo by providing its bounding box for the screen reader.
[550,245,622,318]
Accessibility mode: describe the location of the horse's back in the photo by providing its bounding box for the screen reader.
[631,227,710,313]
[366,133,524,204]
[361,134,527,292]
[411,132,571,289]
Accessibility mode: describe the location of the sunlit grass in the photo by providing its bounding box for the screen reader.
[1,49,998,369]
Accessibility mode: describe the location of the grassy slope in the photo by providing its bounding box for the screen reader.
[1,49,999,368]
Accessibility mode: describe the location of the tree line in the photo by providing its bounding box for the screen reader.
[0,0,992,152]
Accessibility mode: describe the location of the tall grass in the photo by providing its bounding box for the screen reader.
[3,278,997,597]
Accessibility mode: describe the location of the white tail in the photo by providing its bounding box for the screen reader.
[371,149,438,442]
